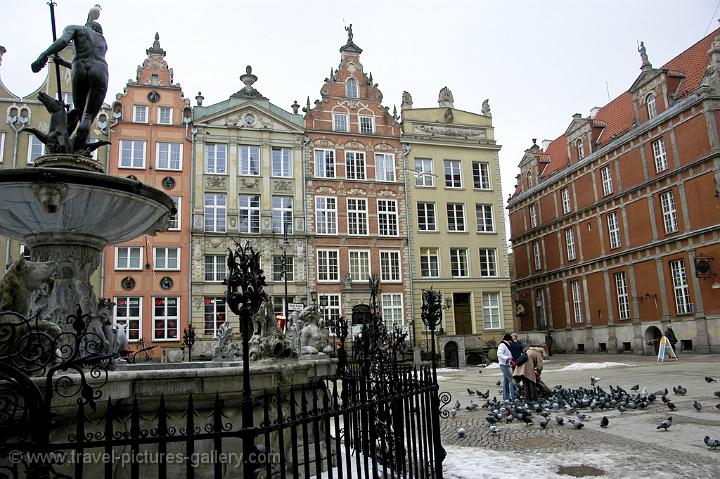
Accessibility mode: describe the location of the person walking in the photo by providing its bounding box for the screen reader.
[510,333,524,362]
[665,325,678,352]
[512,347,546,401]
[497,334,517,401]
[545,332,553,357]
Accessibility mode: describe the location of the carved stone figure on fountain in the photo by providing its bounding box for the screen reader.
[213,322,241,361]
[298,304,333,358]
[30,4,109,155]
[248,301,292,360]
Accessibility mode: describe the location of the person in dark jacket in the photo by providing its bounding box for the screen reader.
[545,333,554,356]
[665,325,678,352]
[510,333,524,361]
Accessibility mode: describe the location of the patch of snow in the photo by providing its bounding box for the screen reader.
[483,362,500,369]
[435,367,463,374]
[552,362,629,372]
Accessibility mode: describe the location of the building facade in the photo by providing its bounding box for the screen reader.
[0,46,107,288]
[191,66,306,356]
[304,29,408,335]
[101,35,193,356]
[508,31,720,354]
[401,90,511,365]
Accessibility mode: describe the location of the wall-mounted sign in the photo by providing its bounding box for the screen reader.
[160,276,173,290]
[148,91,160,103]
[515,300,527,317]
[121,276,135,290]
[162,176,175,190]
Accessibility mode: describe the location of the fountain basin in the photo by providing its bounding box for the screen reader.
[0,167,174,244]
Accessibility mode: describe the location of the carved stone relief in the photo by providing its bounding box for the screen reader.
[239,178,260,189]
[347,188,367,196]
[192,296,204,311]
[315,186,336,195]
[414,124,487,139]
[273,179,293,192]
[206,176,226,188]
[375,143,393,151]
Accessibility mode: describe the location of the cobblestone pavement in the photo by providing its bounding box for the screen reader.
[437,354,720,478]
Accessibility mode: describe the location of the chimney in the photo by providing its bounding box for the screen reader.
[590,107,601,118]
[541,139,553,151]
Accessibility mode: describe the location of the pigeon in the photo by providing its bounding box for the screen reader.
[705,377,717,383]
[457,427,466,438]
[704,436,720,449]
[591,376,601,386]
[576,413,591,421]
[555,416,565,426]
[714,391,720,399]
[657,416,672,431]
[600,416,609,428]
[485,416,497,425]
[539,418,548,429]
[569,419,584,429]
[716,404,720,410]
[477,390,490,399]
[451,408,458,418]
[673,385,687,395]
[454,400,461,410]
[630,384,639,391]
[467,388,476,396]
[617,404,626,413]
[496,380,501,387]
[465,401,478,411]
[693,401,702,412]
[667,402,677,411]
[489,425,501,434]
[521,415,533,426]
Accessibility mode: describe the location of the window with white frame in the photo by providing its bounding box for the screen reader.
[333,112,349,132]
[115,247,142,270]
[447,203,466,232]
[607,211,621,249]
[239,145,260,176]
[529,204,538,228]
[19,244,31,261]
[168,197,181,230]
[154,247,179,270]
[271,296,286,318]
[205,143,227,174]
[345,151,366,180]
[0,132,5,163]
[565,228,577,260]
[272,147,292,177]
[272,255,294,282]
[472,162,491,189]
[381,293,403,329]
[156,142,182,170]
[133,105,148,123]
[414,158,434,187]
[571,280,583,323]
[417,202,437,231]
[152,296,179,340]
[450,248,469,277]
[239,195,260,234]
[27,136,45,164]
[660,191,678,233]
[272,196,293,234]
[314,149,336,178]
[420,247,440,278]
[346,78,358,98]
[482,292,501,329]
[375,153,395,181]
[532,241,542,270]
[444,160,462,188]
[561,188,571,214]
[478,249,497,277]
[204,297,226,337]
[319,294,341,324]
[476,204,494,232]
[380,250,401,282]
[670,259,691,315]
[347,198,368,235]
[614,272,630,320]
[652,138,668,173]
[88,138,100,160]
[536,289,547,327]
[119,140,145,168]
[378,199,398,236]
[205,255,226,282]
[349,250,371,282]
[646,93,657,119]
[61,93,74,111]
[317,250,339,282]
[204,193,226,233]
[576,139,585,160]
[600,166,613,196]
[359,115,374,134]
[315,196,337,235]
[158,106,173,125]
[114,297,141,341]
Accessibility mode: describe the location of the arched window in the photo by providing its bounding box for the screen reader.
[346,78,358,98]
[527,170,534,188]
[576,138,585,160]
[646,93,657,119]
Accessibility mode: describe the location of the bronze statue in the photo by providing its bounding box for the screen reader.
[31,5,108,154]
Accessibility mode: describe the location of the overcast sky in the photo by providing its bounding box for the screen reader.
[1,0,717,241]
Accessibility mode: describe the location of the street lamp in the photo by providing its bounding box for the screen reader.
[183,324,196,361]
[281,221,291,328]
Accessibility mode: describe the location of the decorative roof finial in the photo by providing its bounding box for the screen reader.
[146,31,166,56]
[195,91,204,107]
[482,99,491,117]
[438,86,454,108]
[638,41,652,71]
[401,91,413,110]
[0,46,6,67]
[339,24,363,54]
[291,100,300,114]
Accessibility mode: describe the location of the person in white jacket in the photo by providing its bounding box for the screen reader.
[497,333,517,400]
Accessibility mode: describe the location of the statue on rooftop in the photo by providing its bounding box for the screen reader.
[345,23,354,42]
[30,4,109,155]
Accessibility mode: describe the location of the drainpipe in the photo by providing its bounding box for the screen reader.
[302,135,310,304]
[187,123,196,336]
[402,143,415,347]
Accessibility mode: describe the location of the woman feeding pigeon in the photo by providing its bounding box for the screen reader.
[512,346,547,401]
[497,334,517,400]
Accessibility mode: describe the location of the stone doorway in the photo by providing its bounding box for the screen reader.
[444,341,459,368]
[644,326,663,355]
[453,293,472,335]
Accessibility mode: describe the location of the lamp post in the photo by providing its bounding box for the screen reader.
[281,221,291,330]
[224,242,266,479]
[183,324,196,361]
[421,287,446,475]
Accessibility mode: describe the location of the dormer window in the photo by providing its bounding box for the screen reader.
[576,139,585,160]
[346,78,358,98]
[646,93,657,119]
[151,74,159,85]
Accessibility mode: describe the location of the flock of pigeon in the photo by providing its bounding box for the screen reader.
[453,375,720,450]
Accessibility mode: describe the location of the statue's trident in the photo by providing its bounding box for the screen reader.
[46,1,65,108]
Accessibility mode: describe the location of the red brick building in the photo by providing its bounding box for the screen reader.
[102,35,193,358]
[508,30,720,354]
[304,28,409,334]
